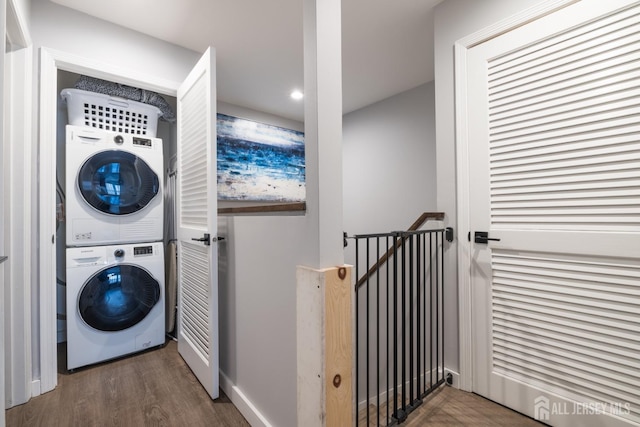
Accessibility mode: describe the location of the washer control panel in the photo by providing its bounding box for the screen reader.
[134,245,154,256]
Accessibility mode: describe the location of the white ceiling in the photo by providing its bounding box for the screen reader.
[50,0,442,122]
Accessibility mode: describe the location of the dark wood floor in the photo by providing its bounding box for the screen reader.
[6,339,249,427]
[7,340,543,427]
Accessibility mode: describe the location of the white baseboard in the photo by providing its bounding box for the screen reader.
[220,371,272,427]
[31,380,41,398]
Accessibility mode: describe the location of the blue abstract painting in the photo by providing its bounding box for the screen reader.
[217,113,305,202]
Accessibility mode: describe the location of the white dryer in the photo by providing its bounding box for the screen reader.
[65,125,164,247]
[66,242,165,370]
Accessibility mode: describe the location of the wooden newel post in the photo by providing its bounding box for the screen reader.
[297,265,353,426]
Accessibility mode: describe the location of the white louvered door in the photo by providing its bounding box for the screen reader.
[176,47,219,399]
[467,1,640,425]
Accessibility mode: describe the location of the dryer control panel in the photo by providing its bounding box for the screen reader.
[134,245,154,256]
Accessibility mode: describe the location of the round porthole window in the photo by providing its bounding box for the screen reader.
[78,264,160,332]
[77,150,159,215]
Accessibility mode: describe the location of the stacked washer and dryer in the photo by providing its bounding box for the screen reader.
[62,89,166,371]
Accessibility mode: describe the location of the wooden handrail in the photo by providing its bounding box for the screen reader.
[354,212,444,290]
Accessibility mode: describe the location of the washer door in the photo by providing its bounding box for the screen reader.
[78,264,161,332]
[78,150,159,215]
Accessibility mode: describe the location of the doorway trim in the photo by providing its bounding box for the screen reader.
[38,47,179,394]
[5,0,33,407]
[453,0,578,392]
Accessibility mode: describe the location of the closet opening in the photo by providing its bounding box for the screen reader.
[52,67,178,374]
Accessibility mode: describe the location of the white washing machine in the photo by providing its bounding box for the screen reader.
[65,125,164,247]
[66,242,165,370]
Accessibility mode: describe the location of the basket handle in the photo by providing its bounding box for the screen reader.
[107,97,131,108]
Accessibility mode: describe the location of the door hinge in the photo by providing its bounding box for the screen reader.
[445,227,454,242]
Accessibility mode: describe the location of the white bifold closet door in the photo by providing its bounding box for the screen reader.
[176,47,219,399]
[467,1,640,426]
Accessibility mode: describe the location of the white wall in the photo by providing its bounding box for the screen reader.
[218,213,310,426]
[30,0,200,85]
[433,0,548,374]
[217,102,309,427]
[343,82,437,238]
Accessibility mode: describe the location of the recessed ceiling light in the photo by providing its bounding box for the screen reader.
[290,90,304,100]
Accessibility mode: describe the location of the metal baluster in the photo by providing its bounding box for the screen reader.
[355,238,360,426]
[429,232,433,391]
[409,234,414,407]
[440,231,445,385]
[393,234,398,421]
[366,237,370,427]
[435,232,440,384]
[386,235,390,426]
[422,232,427,396]
[401,233,407,418]
[416,233,422,398]
[376,236,380,427]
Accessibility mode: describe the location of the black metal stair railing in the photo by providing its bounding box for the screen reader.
[349,222,452,426]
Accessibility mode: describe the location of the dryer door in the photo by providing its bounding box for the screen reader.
[77,150,160,215]
[78,264,160,331]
